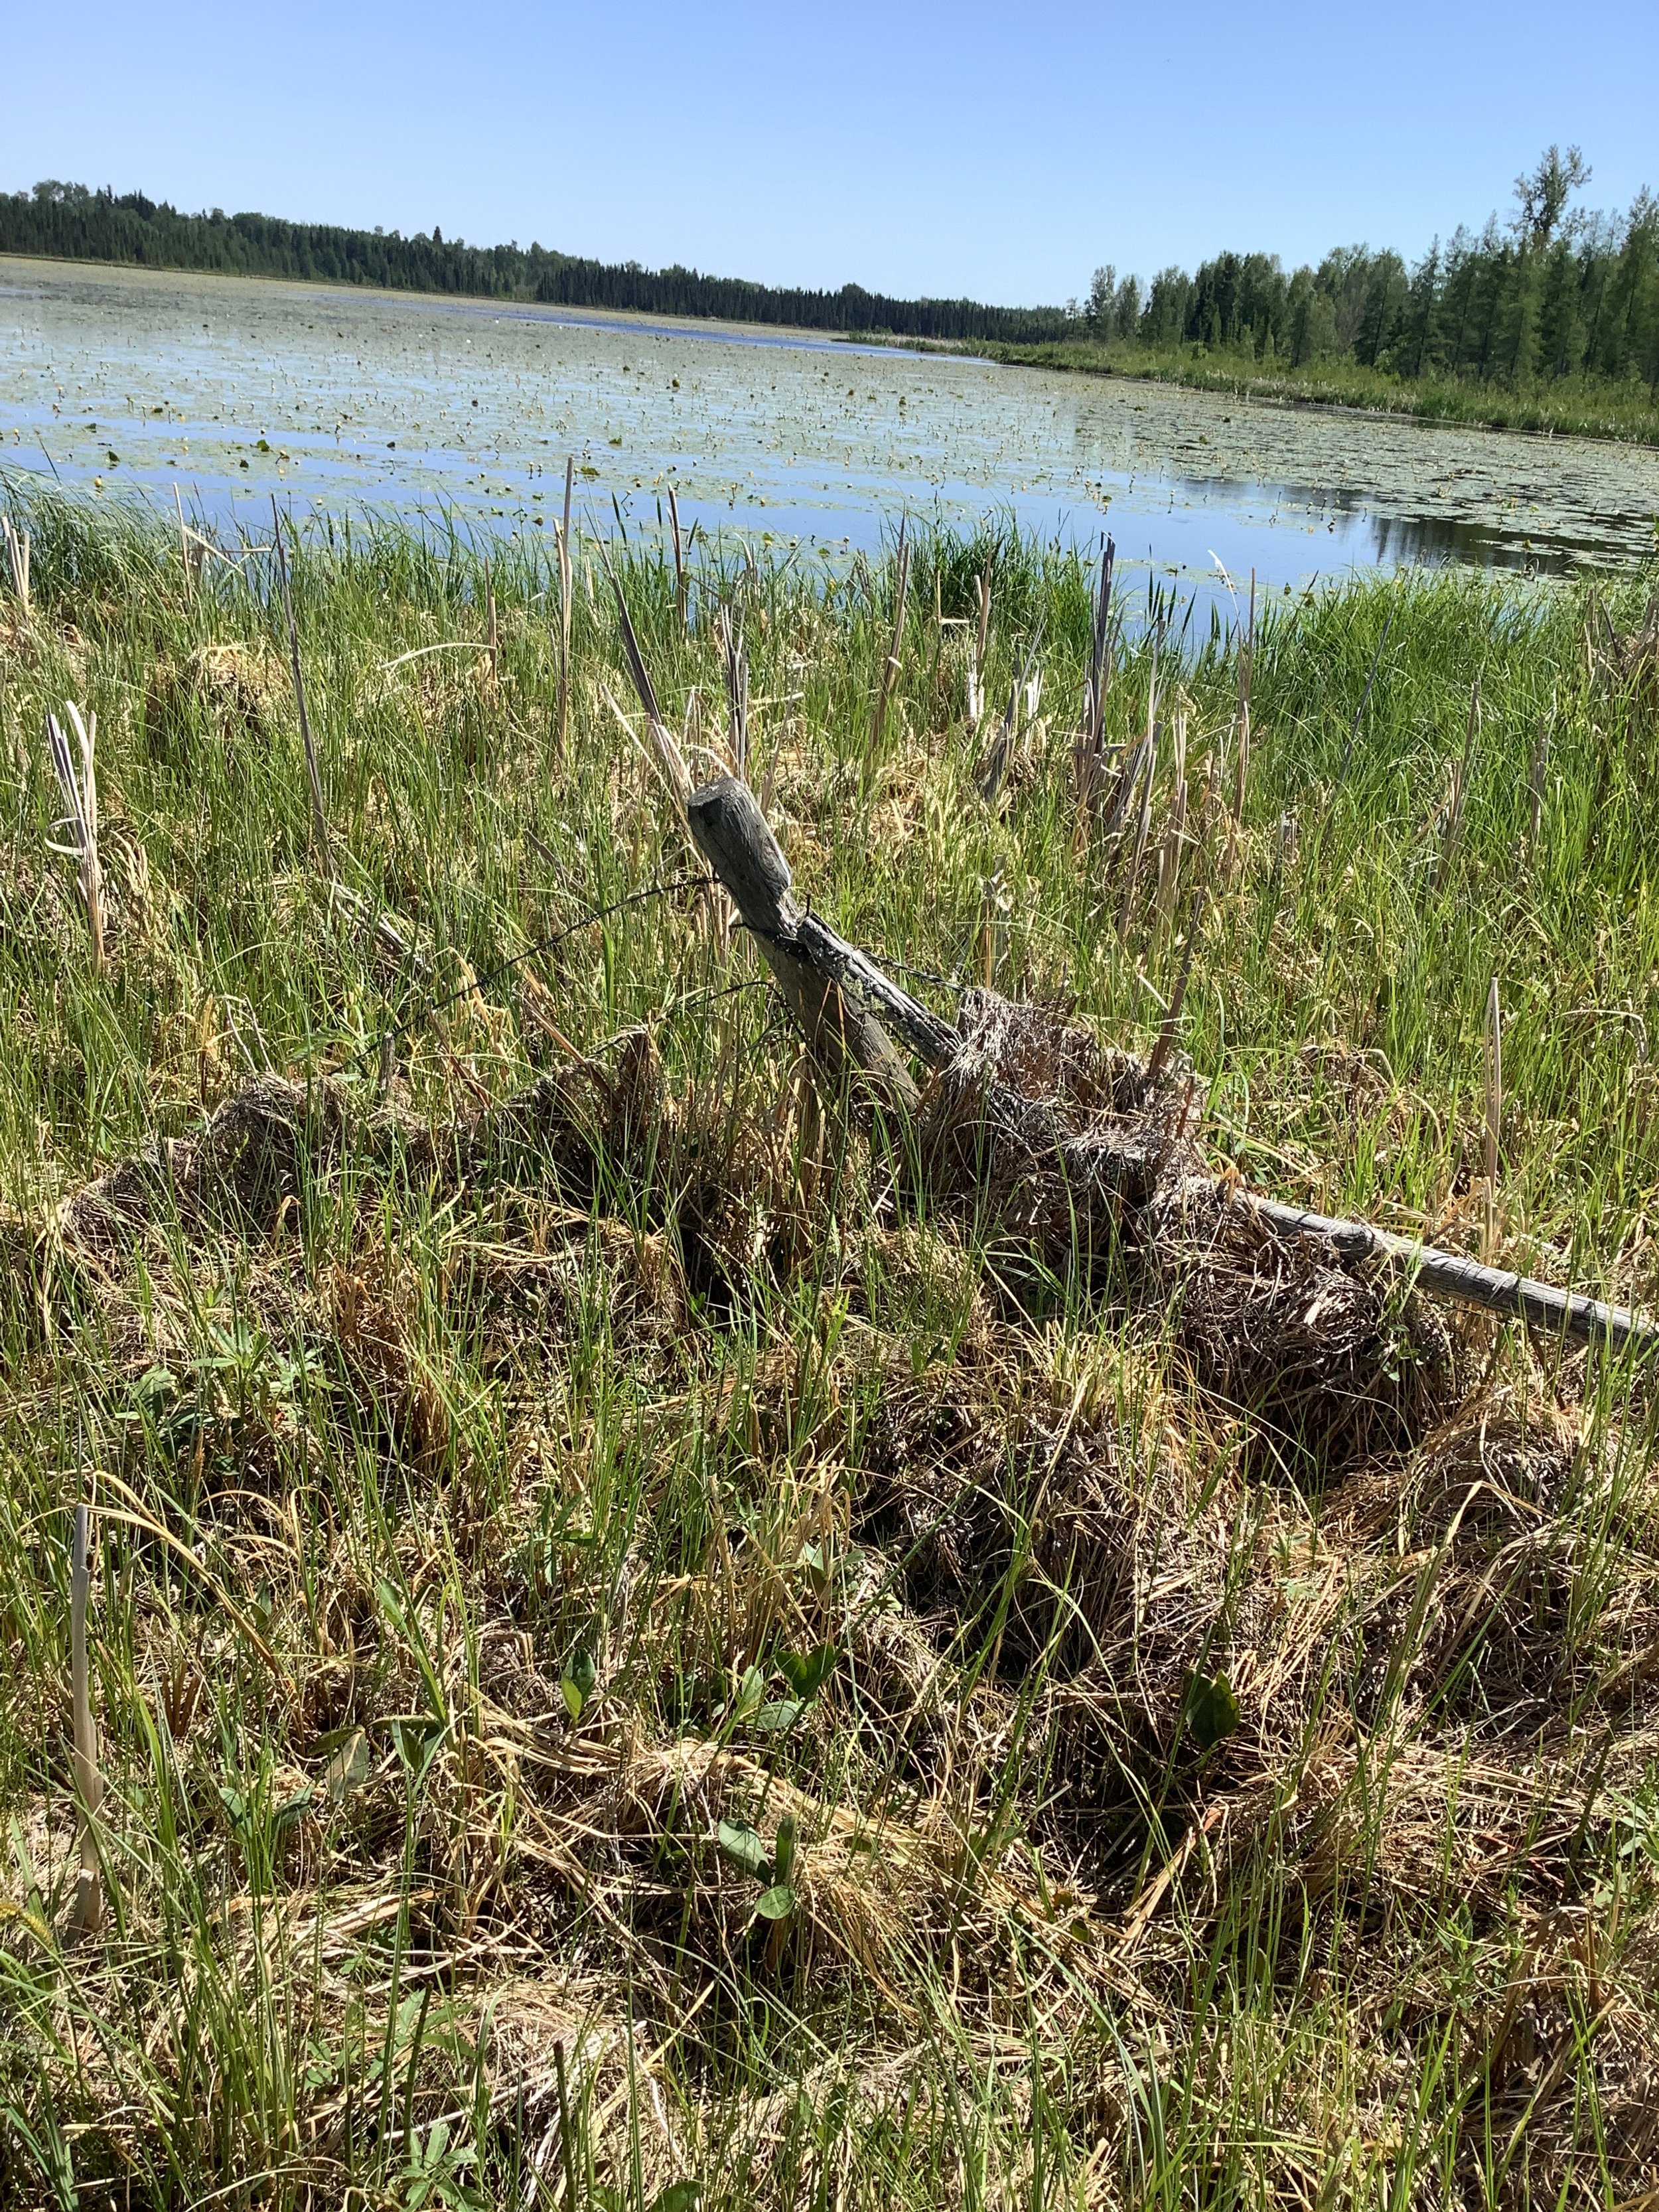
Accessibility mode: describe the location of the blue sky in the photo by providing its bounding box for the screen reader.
[8,1,1657,306]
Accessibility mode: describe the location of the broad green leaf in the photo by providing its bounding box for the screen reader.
[731,1664,766,1722]
[562,1647,597,1720]
[321,1725,369,1796]
[753,1699,802,1734]
[1185,1670,1240,1750]
[273,1788,313,1834]
[648,2183,702,2212]
[777,1644,836,1700]
[717,1819,770,1881]
[754,1882,796,1921]
[389,1715,447,1778]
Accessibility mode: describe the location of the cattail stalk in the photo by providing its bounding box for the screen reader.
[978,872,1007,988]
[1148,885,1206,1084]
[867,517,910,765]
[173,485,194,607]
[554,457,575,761]
[601,549,693,818]
[668,483,687,633]
[1,512,28,615]
[1155,708,1189,929]
[271,501,335,879]
[1118,734,1157,939]
[720,607,749,781]
[1435,679,1480,895]
[1526,711,1552,847]
[964,561,992,737]
[44,703,106,972]
[1073,536,1116,823]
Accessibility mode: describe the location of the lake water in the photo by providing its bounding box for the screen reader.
[4,256,1658,609]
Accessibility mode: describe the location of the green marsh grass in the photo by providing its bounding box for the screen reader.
[0,485,1657,2207]
[954,338,1659,449]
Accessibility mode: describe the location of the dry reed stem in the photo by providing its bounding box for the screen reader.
[69,1498,105,1937]
[1,512,28,613]
[720,605,749,781]
[867,518,910,763]
[44,701,106,973]
[554,458,575,761]
[1072,536,1116,831]
[1435,678,1480,895]
[271,501,336,879]
[668,483,688,632]
[1154,707,1189,929]
[600,553,693,820]
[1118,730,1157,940]
[1527,707,1553,846]
[964,561,991,736]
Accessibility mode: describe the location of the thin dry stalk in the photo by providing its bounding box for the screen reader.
[69,1499,105,1938]
[977,871,1007,988]
[1148,884,1206,1083]
[44,703,106,973]
[173,486,195,606]
[976,625,1044,803]
[601,552,692,819]
[270,502,335,879]
[964,561,992,736]
[719,606,749,780]
[867,518,910,764]
[668,484,688,633]
[1100,634,1159,846]
[1435,678,1480,895]
[1155,708,1190,929]
[1,512,28,614]
[1222,638,1250,878]
[1118,737,1157,940]
[1526,709,1553,846]
[1073,536,1116,824]
[554,458,575,760]
[1331,600,1396,802]
[1484,976,1503,1263]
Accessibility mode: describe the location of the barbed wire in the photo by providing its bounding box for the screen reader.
[338,867,712,1074]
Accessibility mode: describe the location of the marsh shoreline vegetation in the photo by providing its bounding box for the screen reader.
[1,485,1658,2206]
[947,336,1659,450]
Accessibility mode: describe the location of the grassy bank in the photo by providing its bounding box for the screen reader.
[950,338,1659,448]
[1,486,1658,2207]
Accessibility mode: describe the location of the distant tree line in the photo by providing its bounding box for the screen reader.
[1084,149,1659,396]
[7,153,1656,395]
[0,181,1074,343]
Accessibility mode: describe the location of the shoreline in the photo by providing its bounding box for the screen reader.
[940,338,1659,454]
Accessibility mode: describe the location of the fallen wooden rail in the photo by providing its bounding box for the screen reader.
[1239,1194,1655,1361]
[686,773,1658,1364]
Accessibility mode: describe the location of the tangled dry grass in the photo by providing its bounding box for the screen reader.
[4,992,1656,2208]
[2,494,1658,2208]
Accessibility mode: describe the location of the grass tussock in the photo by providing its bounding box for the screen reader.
[0,482,1658,2207]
